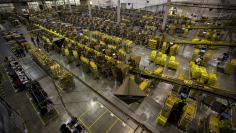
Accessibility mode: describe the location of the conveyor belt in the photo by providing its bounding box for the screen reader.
[130,68,236,102]
[34,24,236,102]
[166,40,236,47]
[185,26,236,30]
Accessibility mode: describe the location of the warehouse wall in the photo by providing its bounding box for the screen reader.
[172,0,236,5]
[90,0,165,8]
[90,0,236,8]
[0,3,14,12]
[142,0,236,18]
[172,0,236,18]
[64,0,81,5]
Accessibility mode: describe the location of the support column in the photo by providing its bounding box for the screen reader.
[88,0,92,45]
[117,0,121,23]
[88,0,92,17]
[74,0,76,6]
[161,0,171,31]
[55,0,58,10]
[63,0,66,9]
[68,0,72,12]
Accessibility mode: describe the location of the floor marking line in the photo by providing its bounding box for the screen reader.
[78,117,92,133]
[79,108,90,119]
[97,101,135,132]
[106,119,119,133]
[97,101,121,120]
[89,110,107,128]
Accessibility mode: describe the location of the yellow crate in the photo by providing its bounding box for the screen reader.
[156,114,167,126]
[170,44,179,55]
[90,61,97,71]
[80,56,89,64]
[168,61,179,70]
[200,72,209,83]
[160,56,167,66]
[191,65,201,79]
[150,50,157,62]
[153,67,163,75]
[155,57,161,65]
[64,48,69,56]
[208,73,217,85]
[158,52,163,56]
[161,42,168,53]
[72,50,78,57]
[139,80,149,91]
[169,56,175,61]
[148,39,157,49]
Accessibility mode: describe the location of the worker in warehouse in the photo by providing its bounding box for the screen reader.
[31,36,36,46]
[36,36,40,47]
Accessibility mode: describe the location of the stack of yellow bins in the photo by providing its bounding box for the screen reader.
[123,40,133,53]
[208,73,217,85]
[80,56,89,64]
[161,42,168,53]
[83,29,89,35]
[139,80,149,91]
[169,56,175,62]
[72,50,78,57]
[178,103,196,130]
[118,49,126,61]
[153,67,163,75]
[160,54,167,66]
[168,56,179,70]
[148,39,157,49]
[155,52,167,66]
[190,62,201,79]
[90,61,97,71]
[150,50,157,62]
[155,52,163,65]
[170,44,180,55]
[64,48,69,56]
[90,61,99,78]
[200,67,209,83]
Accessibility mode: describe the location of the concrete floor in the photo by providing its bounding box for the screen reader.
[0,28,136,133]
[0,22,235,133]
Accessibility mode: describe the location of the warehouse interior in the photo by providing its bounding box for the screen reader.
[0,0,236,133]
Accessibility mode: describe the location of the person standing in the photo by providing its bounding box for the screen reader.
[36,36,40,47]
[31,36,36,46]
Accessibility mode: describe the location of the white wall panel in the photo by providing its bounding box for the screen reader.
[91,0,167,8]
[0,3,14,12]
[28,2,40,11]
[91,0,236,8]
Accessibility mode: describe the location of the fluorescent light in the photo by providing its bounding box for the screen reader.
[90,100,96,106]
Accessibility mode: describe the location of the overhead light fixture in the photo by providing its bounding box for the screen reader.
[90,100,96,106]
[89,1,92,5]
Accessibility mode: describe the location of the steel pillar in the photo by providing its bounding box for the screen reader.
[161,0,171,31]
[117,0,121,23]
